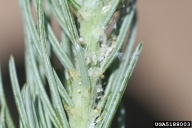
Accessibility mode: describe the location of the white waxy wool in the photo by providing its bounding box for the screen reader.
[101,4,111,13]
[92,52,97,65]
[77,89,81,93]
[86,57,91,64]
[79,37,83,42]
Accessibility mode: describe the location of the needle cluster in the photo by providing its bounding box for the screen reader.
[0,0,142,128]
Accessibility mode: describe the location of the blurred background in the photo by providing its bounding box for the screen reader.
[1,0,192,127]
